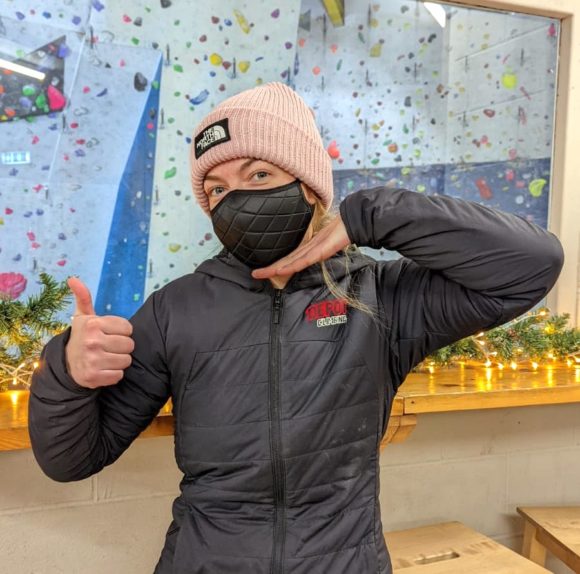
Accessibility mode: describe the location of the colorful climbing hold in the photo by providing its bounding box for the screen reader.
[134,72,148,91]
[502,71,518,89]
[47,85,66,111]
[164,167,177,179]
[529,178,547,197]
[33,92,47,112]
[370,43,382,58]
[234,9,251,34]
[189,90,209,105]
[475,178,493,200]
[327,140,340,159]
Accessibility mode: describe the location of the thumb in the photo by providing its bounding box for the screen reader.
[67,276,96,317]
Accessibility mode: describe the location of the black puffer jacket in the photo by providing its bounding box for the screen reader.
[28,187,564,574]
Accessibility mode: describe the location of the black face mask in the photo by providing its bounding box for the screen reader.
[210,179,314,269]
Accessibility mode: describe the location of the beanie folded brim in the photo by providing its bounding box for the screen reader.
[189,83,334,216]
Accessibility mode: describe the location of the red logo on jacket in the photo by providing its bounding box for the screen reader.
[305,298,348,328]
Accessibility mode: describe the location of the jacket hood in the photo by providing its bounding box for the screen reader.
[196,246,374,294]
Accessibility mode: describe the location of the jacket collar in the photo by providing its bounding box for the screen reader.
[196,247,373,294]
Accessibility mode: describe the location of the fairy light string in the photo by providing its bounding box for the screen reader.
[416,307,580,373]
[1,272,72,391]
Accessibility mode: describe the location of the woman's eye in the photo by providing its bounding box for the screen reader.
[210,186,226,196]
[253,171,269,181]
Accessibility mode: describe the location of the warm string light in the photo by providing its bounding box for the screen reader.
[425,357,576,373]
[421,307,579,373]
[0,272,73,393]
[10,391,19,406]
[0,360,40,390]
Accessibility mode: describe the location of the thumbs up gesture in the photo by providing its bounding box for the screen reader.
[64,277,135,390]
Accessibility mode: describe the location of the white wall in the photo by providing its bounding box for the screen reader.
[2,402,579,573]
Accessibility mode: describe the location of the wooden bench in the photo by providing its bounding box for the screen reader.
[518,506,580,573]
[384,521,550,572]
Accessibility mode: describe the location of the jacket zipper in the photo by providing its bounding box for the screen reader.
[270,288,286,574]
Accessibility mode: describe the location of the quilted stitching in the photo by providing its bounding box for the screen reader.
[211,181,314,267]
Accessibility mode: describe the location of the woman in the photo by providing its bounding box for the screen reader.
[28,82,564,574]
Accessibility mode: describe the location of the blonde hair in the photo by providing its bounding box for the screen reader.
[310,195,376,318]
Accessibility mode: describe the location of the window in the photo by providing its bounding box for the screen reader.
[296,0,559,260]
[0,1,560,319]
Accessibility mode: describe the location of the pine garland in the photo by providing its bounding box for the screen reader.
[414,307,580,372]
[0,273,72,391]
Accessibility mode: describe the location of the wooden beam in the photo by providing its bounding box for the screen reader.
[380,414,418,449]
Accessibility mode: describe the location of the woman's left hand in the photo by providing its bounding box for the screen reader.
[251,214,351,279]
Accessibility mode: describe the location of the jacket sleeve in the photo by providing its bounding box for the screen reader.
[339,186,565,385]
[28,288,171,482]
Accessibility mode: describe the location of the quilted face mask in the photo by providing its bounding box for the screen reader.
[210,179,314,269]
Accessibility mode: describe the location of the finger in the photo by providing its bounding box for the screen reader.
[276,224,349,275]
[93,370,127,387]
[266,220,341,276]
[276,239,340,276]
[254,237,328,279]
[252,224,335,279]
[252,239,319,278]
[101,334,136,355]
[67,277,96,316]
[99,351,133,371]
[94,315,134,337]
[276,223,335,267]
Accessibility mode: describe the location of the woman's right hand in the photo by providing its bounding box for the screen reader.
[251,213,351,280]
[64,277,135,390]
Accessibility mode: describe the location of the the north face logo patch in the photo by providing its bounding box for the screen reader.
[195,118,231,158]
[305,298,348,328]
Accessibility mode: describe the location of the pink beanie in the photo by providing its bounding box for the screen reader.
[189,82,334,216]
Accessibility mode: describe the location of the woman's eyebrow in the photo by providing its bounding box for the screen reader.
[204,173,224,182]
[241,158,260,170]
[205,159,262,182]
